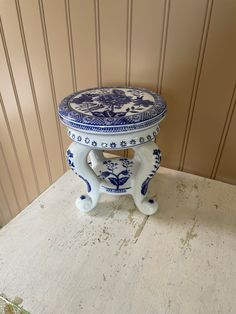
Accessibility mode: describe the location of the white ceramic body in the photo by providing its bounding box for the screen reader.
[59,87,166,215]
[67,125,160,150]
[66,132,162,215]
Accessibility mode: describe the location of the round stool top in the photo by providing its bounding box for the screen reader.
[58,87,166,134]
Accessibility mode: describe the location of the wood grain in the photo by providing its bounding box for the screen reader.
[39,0,71,163]
[0,93,28,209]
[130,0,165,90]
[19,0,65,182]
[1,0,50,193]
[216,87,236,184]
[183,0,236,177]
[70,0,98,90]
[0,15,38,203]
[99,0,127,86]
[157,0,208,169]
[0,144,18,219]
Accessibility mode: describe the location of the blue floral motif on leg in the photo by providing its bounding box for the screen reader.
[78,175,91,192]
[141,148,161,195]
[131,142,162,215]
[66,149,76,171]
[66,149,91,192]
[66,143,101,212]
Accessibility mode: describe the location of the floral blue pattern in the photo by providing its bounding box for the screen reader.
[99,158,133,190]
[67,149,75,169]
[67,128,160,149]
[66,149,91,192]
[78,175,92,193]
[110,142,116,148]
[71,88,155,119]
[91,141,97,146]
[58,87,167,134]
[141,148,161,195]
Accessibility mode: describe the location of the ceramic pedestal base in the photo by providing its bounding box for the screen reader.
[66,141,161,215]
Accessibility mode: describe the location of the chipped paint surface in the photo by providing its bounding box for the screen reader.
[176,182,187,193]
[0,168,236,314]
[134,216,149,242]
[180,217,198,253]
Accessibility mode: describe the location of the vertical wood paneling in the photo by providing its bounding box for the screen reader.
[157,0,208,169]
[183,0,236,177]
[157,0,170,94]
[211,85,236,179]
[0,94,28,209]
[19,0,64,182]
[179,0,214,171]
[0,143,18,219]
[16,0,52,184]
[0,20,38,202]
[215,87,236,185]
[130,0,165,90]
[94,0,102,87]
[0,1,49,193]
[43,0,79,157]
[70,0,98,90]
[0,205,5,226]
[65,0,77,92]
[39,0,71,162]
[0,179,12,225]
[0,189,6,226]
[125,0,132,87]
[99,0,127,85]
[0,0,236,225]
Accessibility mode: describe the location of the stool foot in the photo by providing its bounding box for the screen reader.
[134,197,159,216]
[76,194,97,213]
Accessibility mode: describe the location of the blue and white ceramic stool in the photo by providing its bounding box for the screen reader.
[58,87,167,215]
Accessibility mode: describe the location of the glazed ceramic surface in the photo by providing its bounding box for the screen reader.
[58,87,167,215]
[59,87,166,133]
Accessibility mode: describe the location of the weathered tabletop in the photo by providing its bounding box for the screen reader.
[0,167,236,314]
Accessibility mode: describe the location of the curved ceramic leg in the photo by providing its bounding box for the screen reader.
[132,142,161,215]
[66,142,101,212]
[89,150,104,167]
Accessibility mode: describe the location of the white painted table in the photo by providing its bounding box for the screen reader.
[0,167,236,314]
